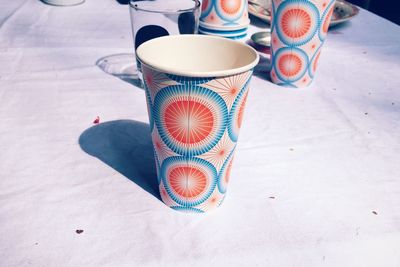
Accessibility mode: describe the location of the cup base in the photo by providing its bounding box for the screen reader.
[199,19,250,31]
[199,29,247,40]
[96,53,143,88]
[41,0,85,6]
[199,26,247,34]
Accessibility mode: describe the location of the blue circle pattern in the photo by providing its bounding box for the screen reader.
[143,85,154,131]
[272,46,309,83]
[271,0,276,32]
[217,146,235,193]
[200,0,213,19]
[200,0,246,25]
[187,86,228,157]
[214,0,246,23]
[166,74,214,85]
[275,0,320,47]
[145,69,256,211]
[276,82,298,88]
[171,206,205,213]
[307,43,323,78]
[153,148,161,185]
[227,77,250,142]
[160,156,218,207]
[153,85,228,157]
[318,0,335,41]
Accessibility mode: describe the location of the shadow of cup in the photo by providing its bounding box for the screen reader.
[79,120,161,200]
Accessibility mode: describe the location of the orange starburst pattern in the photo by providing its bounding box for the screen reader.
[201,71,252,110]
[152,128,177,163]
[281,8,311,39]
[220,0,242,15]
[197,131,235,172]
[201,0,209,11]
[313,51,321,73]
[142,65,178,103]
[159,181,180,207]
[322,6,334,34]
[236,90,248,130]
[278,54,303,78]
[196,187,225,212]
[164,100,214,145]
[169,166,208,199]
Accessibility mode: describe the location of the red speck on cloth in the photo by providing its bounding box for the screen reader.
[93,116,100,124]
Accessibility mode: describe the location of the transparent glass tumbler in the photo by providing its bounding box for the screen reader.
[129,0,201,82]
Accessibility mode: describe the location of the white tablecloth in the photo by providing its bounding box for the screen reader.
[1,1,400,266]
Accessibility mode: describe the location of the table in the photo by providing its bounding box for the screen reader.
[1,1,399,266]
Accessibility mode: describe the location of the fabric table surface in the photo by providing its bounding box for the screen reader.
[1,0,399,266]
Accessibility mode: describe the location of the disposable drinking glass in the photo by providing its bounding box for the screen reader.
[129,0,201,82]
[136,35,259,213]
[270,0,335,87]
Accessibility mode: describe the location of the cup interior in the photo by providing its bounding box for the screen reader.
[136,35,259,77]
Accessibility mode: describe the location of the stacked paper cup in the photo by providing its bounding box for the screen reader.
[199,0,250,39]
[270,0,335,87]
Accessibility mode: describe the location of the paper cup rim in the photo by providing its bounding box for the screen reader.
[136,35,259,77]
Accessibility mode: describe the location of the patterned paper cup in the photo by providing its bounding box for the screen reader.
[136,35,259,213]
[200,0,250,34]
[270,0,335,87]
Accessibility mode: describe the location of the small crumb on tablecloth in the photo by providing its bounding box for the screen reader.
[76,229,84,234]
[93,116,100,124]
[372,211,378,215]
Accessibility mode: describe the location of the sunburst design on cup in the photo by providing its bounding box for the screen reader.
[275,0,319,46]
[159,180,180,208]
[153,150,161,184]
[313,52,321,72]
[171,206,205,213]
[228,81,250,142]
[271,0,277,32]
[308,45,322,78]
[282,9,311,38]
[200,0,213,19]
[201,70,252,110]
[152,127,178,163]
[196,186,225,212]
[279,54,302,76]
[144,85,154,132]
[318,0,335,41]
[142,65,178,103]
[154,85,227,157]
[161,156,218,207]
[221,0,242,15]
[214,0,245,23]
[273,47,308,83]
[217,148,235,193]
[323,7,333,33]
[197,131,236,171]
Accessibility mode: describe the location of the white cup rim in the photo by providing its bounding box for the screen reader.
[136,35,259,78]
